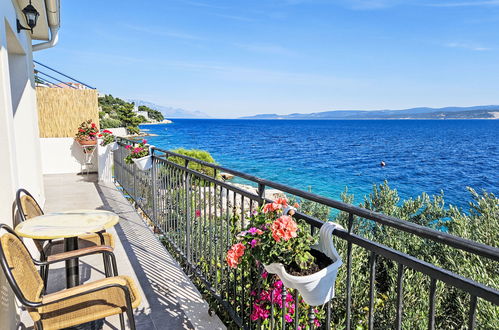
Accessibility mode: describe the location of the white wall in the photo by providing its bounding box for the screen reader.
[0,1,47,328]
[39,127,128,175]
[40,138,98,174]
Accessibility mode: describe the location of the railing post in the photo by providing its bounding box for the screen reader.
[345,213,354,330]
[133,158,136,202]
[281,284,287,329]
[185,169,191,263]
[151,148,158,223]
[258,183,265,206]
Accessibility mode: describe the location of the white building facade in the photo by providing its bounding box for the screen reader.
[0,0,60,327]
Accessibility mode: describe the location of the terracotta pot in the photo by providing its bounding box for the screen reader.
[264,222,343,306]
[77,138,97,146]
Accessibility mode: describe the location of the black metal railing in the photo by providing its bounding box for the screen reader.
[33,60,96,89]
[113,138,499,329]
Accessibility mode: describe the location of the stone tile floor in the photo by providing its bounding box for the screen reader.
[18,173,225,330]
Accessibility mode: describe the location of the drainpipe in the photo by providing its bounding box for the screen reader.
[32,0,60,52]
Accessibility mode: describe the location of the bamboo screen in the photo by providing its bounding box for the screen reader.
[36,87,99,138]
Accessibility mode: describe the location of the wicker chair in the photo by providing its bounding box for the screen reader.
[16,188,116,289]
[0,225,140,330]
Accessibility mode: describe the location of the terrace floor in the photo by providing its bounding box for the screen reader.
[18,173,225,330]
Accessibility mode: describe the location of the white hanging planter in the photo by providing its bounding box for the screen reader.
[132,155,152,171]
[132,146,154,171]
[110,141,119,151]
[264,222,343,306]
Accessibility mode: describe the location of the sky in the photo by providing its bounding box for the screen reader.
[34,0,499,118]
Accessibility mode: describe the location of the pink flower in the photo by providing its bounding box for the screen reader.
[250,239,258,248]
[142,139,147,144]
[125,145,132,150]
[250,303,269,321]
[226,250,238,268]
[248,227,259,235]
[261,271,268,279]
[195,210,201,217]
[232,243,245,257]
[285,314,293,323]
[270,215,298,242]
[226,243,246,268]
[132,147,143,154]
[275,197,288,206]
[263,202,282,213]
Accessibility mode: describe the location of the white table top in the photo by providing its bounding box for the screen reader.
[15,209,119,239]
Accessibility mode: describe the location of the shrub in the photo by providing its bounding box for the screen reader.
[168,148,219,178]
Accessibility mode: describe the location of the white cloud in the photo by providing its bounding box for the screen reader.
[429,1,499,7]
[125,25,205,41]
[444,42,491,51]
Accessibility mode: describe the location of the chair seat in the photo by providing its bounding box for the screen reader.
[30,276,141,330]
[46,232,115,255]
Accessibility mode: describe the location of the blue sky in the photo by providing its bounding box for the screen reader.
[34,0,499,118]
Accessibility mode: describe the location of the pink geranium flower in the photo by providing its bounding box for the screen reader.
[270,215,298,242]
[226,243,246,268]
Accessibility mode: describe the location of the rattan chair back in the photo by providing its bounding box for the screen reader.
[16,188,44,222]
[0,230,43,304]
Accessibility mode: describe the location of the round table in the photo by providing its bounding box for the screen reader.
[15,209,119,288]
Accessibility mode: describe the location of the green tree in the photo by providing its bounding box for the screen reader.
[98,94,142,133]
[138,105,164,122]
[168,148,219,178]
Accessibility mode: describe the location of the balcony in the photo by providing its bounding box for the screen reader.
[18,173,225,329]
[17,140,498,329]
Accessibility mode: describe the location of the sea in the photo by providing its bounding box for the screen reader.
[142,119,498,210]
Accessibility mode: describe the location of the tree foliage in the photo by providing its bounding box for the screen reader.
[328,182,499,329]
[98,94,164,133]
[138,105,164,122]
[168,148,219,178]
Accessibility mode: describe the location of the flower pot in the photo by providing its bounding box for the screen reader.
[264,222,343,306]
[132,155,152,171]
[77,138,97,146]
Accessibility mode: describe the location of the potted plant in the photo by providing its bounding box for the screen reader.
[99,129,119,151]
[226,198,343,306]
[124,139,152,171]
[75,119,98,146]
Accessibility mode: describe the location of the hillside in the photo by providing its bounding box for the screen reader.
[240,105,499,120]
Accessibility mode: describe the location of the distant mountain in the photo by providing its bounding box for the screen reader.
[240,105,499,120]
[128,99,210,119]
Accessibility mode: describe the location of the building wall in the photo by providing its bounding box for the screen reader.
[0,1,46,328]
[40,138,98,174]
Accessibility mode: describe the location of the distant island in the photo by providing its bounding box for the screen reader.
[240,105,499,120]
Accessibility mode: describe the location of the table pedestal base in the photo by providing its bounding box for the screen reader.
[65,237,79,288]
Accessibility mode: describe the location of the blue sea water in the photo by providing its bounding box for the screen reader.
[142,120,498,209]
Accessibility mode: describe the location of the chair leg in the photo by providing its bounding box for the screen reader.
[42,263,50,293]
[126,308,136,330]
[35,320,43,330]
[103,254,111,277]
[119,313,125,330]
